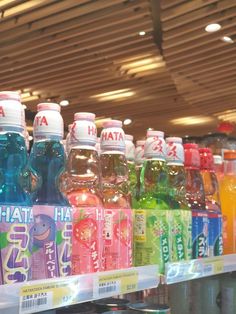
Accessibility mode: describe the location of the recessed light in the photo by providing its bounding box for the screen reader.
[28,136,33,141]
[139,31,146,36]
[124,118,132,125]
[59,100,69,106]
[205,23,221,33]
[221,36,234,43]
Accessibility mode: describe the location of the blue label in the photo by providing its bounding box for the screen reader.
[208,212,223,256]
[192,210,209,259]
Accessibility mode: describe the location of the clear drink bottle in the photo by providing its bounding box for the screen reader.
[62,112,103,274]
[134,140,145,202]
[30,103,72,279]
[125,134,137,207]
[100,120,132,270]
[0,91,32,284]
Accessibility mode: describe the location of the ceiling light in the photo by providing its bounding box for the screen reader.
[28,136,33,141]
[22,104,27,109]
[60,100,69,106]
[91,89,135,101]
[221,36,234,43]
[205,23,221,33]
[139,31,146,36]
[124,118,132,125]
[171,116,213,126]
[215,109,236,122]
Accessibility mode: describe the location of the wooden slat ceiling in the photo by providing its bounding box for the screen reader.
[160,0,236,135]
[0,0,235,138]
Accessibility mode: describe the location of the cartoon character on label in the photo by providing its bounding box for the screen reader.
[31,214,56,248]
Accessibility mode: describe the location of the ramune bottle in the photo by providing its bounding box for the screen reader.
[30,103,72,279]
[134,130,170,273]
[199,148,223,256]
[100,120,132,270]
[65,124,73,155]
[0,91,32,284]
[184,143,209,258]
[135,140,145,201]
[166,137,192,261]
[62,112,103,274]
[125,134,137,207]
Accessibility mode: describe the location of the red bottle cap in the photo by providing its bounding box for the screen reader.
[199,148,214,170]
[184,143,200,169]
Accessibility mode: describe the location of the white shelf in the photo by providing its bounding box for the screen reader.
[165,254,236,284]
[0,265,159,314]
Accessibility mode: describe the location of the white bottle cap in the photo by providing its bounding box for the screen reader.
[125,134,135,161]
[33,103,64,140]
[213,155,223,165]
[71,112,97,147]
[166,137,184,165]
[135,140,145,165]
[101,120,125,153]
[144,130,166,160]
[0,91,24,132]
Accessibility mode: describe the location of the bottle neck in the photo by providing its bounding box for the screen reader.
[34,135,62,142]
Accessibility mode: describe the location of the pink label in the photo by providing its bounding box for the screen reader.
[31,205,72,280]
[0,205,33,284]
[103,208,133,271]
[72,207,104,274]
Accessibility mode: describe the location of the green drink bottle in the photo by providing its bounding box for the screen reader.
[166,137,192,261]
[134,130,170,273]
[134,140,145,202]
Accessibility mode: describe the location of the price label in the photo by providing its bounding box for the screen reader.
[93,270,138,298]
[213,259,224,274]
[19,278,79,314]
[202,257,224,276]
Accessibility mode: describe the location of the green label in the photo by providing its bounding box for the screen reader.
[134,209,170,274]
[169,210,192,262]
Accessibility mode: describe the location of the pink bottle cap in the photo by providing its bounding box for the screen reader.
[0,91,21,101]
[166,137,184,164]
[166,137,182,144]
[125,134,134,141]
[136,140,145,146]
[147,130,164,138]
[103,120,122,128]
[37,103,61,112]
[184,143,200,169]
[74,112,95,121]
[199,147,214,170]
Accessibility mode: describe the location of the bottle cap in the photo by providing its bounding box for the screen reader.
[74,112,95,121]
[166,137,184,165]
[101,119,125,153]
[33,102,64,140]
[0,91,24,132]
[125,134,135,161]
[199,147,214,170]
[135,140,145,165]
[213,155,223,165]
[136,140,145,146]
[71,112,97,147]
[144,130,166,160]
[184,143,200,169]
[224,150,236,160]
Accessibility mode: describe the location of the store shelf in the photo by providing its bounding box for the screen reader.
[0,265,159,314]
[165,254,236,284]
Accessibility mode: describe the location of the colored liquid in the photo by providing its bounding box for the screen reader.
[64,148,103,274]
[201,170,221,212]
[220,175,236,254]
[185,168,206,210]
[127,161,138,207]
[100,153,132,270]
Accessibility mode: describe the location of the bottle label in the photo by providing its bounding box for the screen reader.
[101,127,125,152]
[103,208,132,270]
[72,207,104,274]
[192,210,209,259]
[208,212,223,257]
[0,205,33,284]
[166,141,184,164]
[34,111,64,139]
[169,210,192,262]
[134,209,170,274]
[144,136,166,159]
[71,120,97,146]
[31,206,72,280]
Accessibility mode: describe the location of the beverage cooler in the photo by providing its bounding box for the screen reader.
[0,1,235,314]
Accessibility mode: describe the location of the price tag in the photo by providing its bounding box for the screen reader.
[202,257,224,276]
[213,259,224,274]
[19,278,79,314]
[93,270,138,298]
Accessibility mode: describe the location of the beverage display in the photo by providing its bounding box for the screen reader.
[220,150,236,254]
[134,130,170,273]
[0,91,32,284]
[100,120,132,270]
[199,148,223,257]
[125,134,137,207]
[62,112,103,274]
[166,137,192,261]
[134,140,145,201]
[30,103,72,279]
[65,124,73,155]
[184,144,209,258]
[213,155,224,183]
